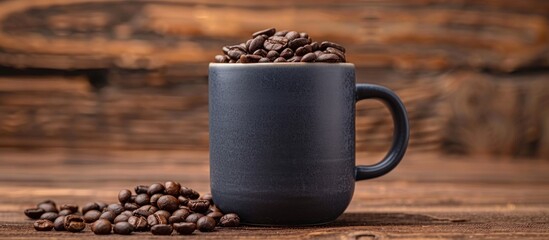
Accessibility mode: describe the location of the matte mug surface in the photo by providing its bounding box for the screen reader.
[209,63,409,225]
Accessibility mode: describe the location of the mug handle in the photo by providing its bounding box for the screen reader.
[355,84,410,181]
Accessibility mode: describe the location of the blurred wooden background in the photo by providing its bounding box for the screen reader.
[0,0,548,158]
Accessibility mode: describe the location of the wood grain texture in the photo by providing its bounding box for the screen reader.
[0,149,548,239]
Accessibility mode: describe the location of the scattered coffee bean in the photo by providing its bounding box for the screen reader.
[197,216,216,232]
[59,204,78,213]
[177,195,189,206]
[280,48,294,59]
[24,208,45,219]
[185,213,205,223]
[34,219,54,231]
[173,222,196,235]
[134,185,149,194]
[124,202,139,211]
[92,219,112,235]
[264,36,288,51]
[220,213,240,227]
[147,213,168,226]
[180,187,200,199]
[40,212,58,222]
[274,30,289,36]
[114,214,129,223]
[37,202,57,213]
[83,210,101,223]
[135,194,150,206]
[169,215,184,224]
[187,199,210,213]
[118,189,132,204]
[58,209,72,216]
[301,52,317,62]
[157,195,179,212]
[113,221,133,235]
[96,202,108,211]
[249,36,266,53]
[138,204,158,214]
[53,216,65,231]
[172,208,191,220]
[147,183,165,196]
[253,49,268,57]
[288,38,309,50]
[154,210,171,220]
[295,45,312,56]
[207,211,223,223]
[82,202,99,214]
[164,181,181,196]
[151,224,173,235]
[252,27,276,38]
[266,50,279,60]
[64,214,86,232]
[121,210,133,216]
[285,31,300,41]
[133,209,152,218]
[320,41,346,53]
[150,193,163,207]
[100,210,116,223]
[128,215,148,232]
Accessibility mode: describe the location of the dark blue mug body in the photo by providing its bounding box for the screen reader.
[209,63,409,225]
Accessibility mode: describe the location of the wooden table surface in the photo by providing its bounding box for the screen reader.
[0,148,548,239]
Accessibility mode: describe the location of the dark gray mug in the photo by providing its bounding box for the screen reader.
[209,63,409,225]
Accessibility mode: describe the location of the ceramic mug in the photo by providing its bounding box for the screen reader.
[209,63,409,225]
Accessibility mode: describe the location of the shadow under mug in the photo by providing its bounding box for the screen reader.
[209,63,409,225]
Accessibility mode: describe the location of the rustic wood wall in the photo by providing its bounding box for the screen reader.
[0,0,548,158]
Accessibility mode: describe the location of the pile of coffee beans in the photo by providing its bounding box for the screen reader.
[24,181,240,235]
[214,27,346,63]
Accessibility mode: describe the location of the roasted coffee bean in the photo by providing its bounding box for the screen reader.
[59,204,78,213]
[301,52,317,62]
[228,44,247,53]
[151,224,173,235]
[240,54,262,63]
[245,39,252,52]
[181,187,200,199]
[222,46,230,54]
[264,36,288,52]
[113,221,133,235]
[172,208,191,219]
[164,181,181,196]
[228,49,245,60]
[118,189,132,204]
[147,214,168,226]
[53,216,66,231]
[138,204,158,214]
[289,38,309,50]
[64,214,86,232]
[187,199,210,213]
[179,205,191,211]
[185,213,205,223]
[197,216,216,232]
[253,49,268,57]
[121,210,133,216]
[38,200,57,207]
[259,57,270,63]
[154,210,171,220]
[295,45,312,56]
[124,202,139,211]
[220,213,240,227]
[38,202,57,213]
[316,53,341,63]
[199,193,213,203]
[82,202,99,214]
[266,50,279,60]
[320,41,346,53]
[169,215,184,224]
[274,30,289,36]
[40,212,59,222]
[274,57,287,62]
[83,210,101,223]
[135,193,150,206]
[92,219,112,235]
[173,222,196,235]
[215,54,229,63]
[248,36,266,53]
[314,50,324,57]
[133,209,152,218]
[300,32,309,39]
[253,27,276,38]
[34,219,54,231]
[147,183,165,195]
[177,196,189,206]
[58,209,72,216]
[100,210,117,223]
[157,195,179,212]
[128,215,148,232]
[280,48,294,59]
[107,203,125,215]
[207,211,223,223]
[288,56,302,62]
[114,214,129,223]
[96,202,108,211]
[209,204,222,213]
[150,193,163,207]
[285,31,300,41]
[325,47,346,62]
[310,42,319,51]
[24,208,45,219]
[134,185,149,194]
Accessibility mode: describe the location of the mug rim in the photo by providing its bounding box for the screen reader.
[209,62,354,69]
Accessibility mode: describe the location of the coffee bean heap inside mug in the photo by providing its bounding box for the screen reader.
[24,181,240,235]
[214,27,346,63]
